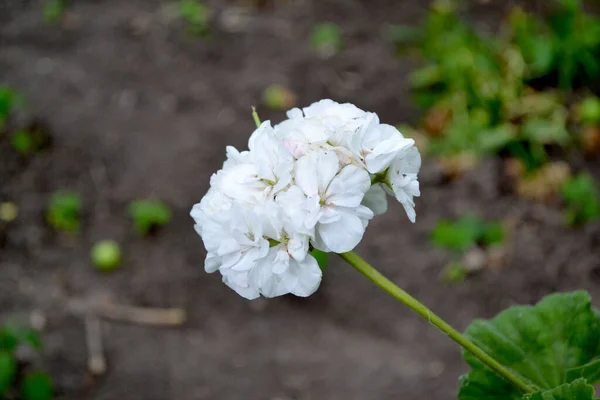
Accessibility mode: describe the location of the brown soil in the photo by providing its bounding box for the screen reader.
[1,1,599,399]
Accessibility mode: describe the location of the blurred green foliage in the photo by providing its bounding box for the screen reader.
[128,200,172,235]
[311,22,343,57]
[388,0,600,171]
[561,173,600,226]
[46,191,82,233]
[178,0,209,36]
[0,323,52,400]
[0,86,24,131]
[10,131,35,155]
[440,261,468,283]
[20,372,53,400]
[577,96,600,124]
[43,0,67,25]
[431,215,504,253]
[9,124,51,156]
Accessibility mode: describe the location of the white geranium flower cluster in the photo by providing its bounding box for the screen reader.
[191,99,421,299]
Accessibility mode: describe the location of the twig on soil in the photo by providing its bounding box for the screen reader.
[97,303,186,326]
[84,315,106,375]
[68,295,185,377]
[68,295,186,326]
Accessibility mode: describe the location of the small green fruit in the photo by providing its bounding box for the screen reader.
[263,85,296,111]
[91,240,122,271]
[0,202,18,222]
[578,97,600,124]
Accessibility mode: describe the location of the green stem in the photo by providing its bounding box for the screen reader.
[338,251,534,394]
[252,106,261,128]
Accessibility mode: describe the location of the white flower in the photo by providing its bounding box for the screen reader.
[349,114,415,174]
[193,201,322,299]
[278,150,373,253]
[256,206,322,297]
[292,99,366,129]
[260,248,322,297]
[190,98,422,300]
[386,147,421,223]
[198,204,270,299]
[249,121,294,194]
[190,187,233,233]
[284,99,366,148]
[212,121,294,205]
[274,117,330,158]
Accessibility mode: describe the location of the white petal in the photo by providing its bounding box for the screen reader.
[366,137,414,174]
[286,108,303,119]
[272,249,290,274]
[311,230,332,253]
[286,233,309,262]
[388,147,421,223]
[362,184,388,215]
[317,206,340,224]
[288,255,322,297]
[222,272,261,300]
[326,165,370,208]
[248,121,274,152]
[295,151,339,197]
[204,252,221,273]
[316,208,367,253]
[276,186,316,234]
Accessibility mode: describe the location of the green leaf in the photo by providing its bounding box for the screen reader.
[478,124,517,153]
[20,371,53,400]
[128,200,172,236]
[178,0,209,36]
[0,351,16,397]
[1,324,43,352]
[440,262,467,283]
[310,249,328,272]
[10,130,35,155]
[311,22,343,56]
[561,174,600,226]
[520,116,569,146]
[522,378,595,400]
[526,37,555,77]
[459,368,522,400]
[43,0,67,25]
[0,330,18,352]
[46,191,82,233]
[483,222,504,246]
[565,359,600,384]
[431,216,484,252]
[21,329,43,351]
[409,66,442,89]
[459,291,600,399]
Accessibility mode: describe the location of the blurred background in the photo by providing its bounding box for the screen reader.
[1,0,600,399]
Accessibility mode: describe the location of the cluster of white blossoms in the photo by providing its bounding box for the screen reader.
[191,99,421,299]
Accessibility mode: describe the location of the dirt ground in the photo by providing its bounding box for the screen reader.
[1,0,600,399]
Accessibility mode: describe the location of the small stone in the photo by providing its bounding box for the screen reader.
[463,247,487,272]
[30,311,47,331]
[220,7,251,33]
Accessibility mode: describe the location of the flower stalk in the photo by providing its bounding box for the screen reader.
[338,251,534,394]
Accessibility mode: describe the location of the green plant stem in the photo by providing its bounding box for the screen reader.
[252,106,261,128]
[338,251,534,394]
